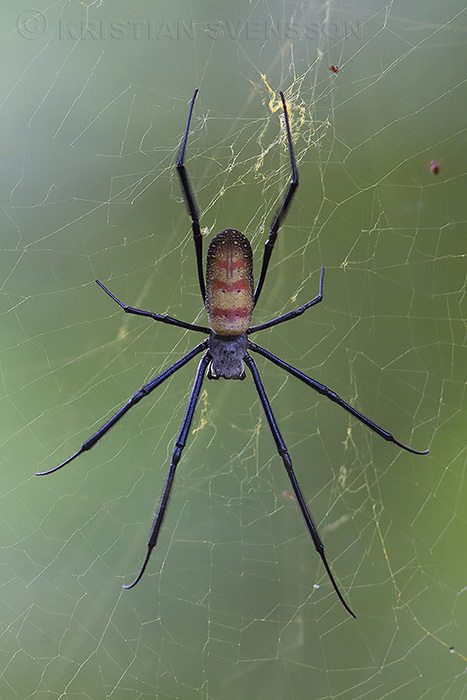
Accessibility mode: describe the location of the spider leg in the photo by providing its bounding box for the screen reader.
[35,339,209,476]
[254,92,299,307]
[248,341,429,455]
[176,89,206,303]
[244,354,355,618]
[249,267,324,334]
[123,352,210,589]
[95,280,210,334]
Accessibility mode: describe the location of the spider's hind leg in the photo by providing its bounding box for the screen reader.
[244,353,356,619]
[123,351,211,589]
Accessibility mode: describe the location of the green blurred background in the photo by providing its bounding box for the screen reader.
[0,1,465,698]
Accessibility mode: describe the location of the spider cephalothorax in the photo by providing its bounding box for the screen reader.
[37,90,428,619]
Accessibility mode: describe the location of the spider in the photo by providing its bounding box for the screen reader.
[37,90,429,619]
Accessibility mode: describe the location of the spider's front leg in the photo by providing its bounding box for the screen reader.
[176,88,206,303]
[254,92,298,306]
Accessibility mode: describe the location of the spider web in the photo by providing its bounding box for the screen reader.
[1,0,466,698]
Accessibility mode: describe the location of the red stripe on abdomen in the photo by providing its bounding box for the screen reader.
[210,278,251,293]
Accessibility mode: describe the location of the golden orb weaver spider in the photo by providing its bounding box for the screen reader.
[37,90,429,618]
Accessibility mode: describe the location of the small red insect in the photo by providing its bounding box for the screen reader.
[430,160,440,175]
[329,65,339,74]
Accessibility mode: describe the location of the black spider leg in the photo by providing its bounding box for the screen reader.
[123,351,211,589]
[36,339,209,476]
[254,91,299,307]
[244,354,356,619]
[249,267,325,334]
[176,89,206,303]
[95,280,210,334]
[248,341,429,455]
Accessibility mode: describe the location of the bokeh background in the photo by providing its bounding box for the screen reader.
[1,1,466,698]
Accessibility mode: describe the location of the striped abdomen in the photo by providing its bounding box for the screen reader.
[206,229,254,335]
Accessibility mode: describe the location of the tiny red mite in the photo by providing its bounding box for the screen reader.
[329,65,339,74]
[430,160,440,175]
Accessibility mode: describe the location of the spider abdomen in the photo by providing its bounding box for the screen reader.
[205,229,254,335]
